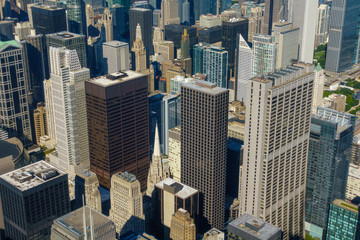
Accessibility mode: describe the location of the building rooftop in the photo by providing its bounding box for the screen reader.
[348,166,360,179]
[115,171,137,183]
[54,206,113,237]
[155,178,198,199]
[46,31,83,39]
[0,40,21,52]
[182,80,228,95]
[203,228,224,237]
[0,161,66,191]
[333,199,359,214]
[32,4,64,10]
[90,71,145,87]
[103,40,128,47]
[228,214,282,240]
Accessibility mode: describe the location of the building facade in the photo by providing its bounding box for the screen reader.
[235,34,252,102]
[181,81,228,231]
[33,102,47,145]
[66,0,87,36]
[203,46,228,89]
[85,71,149,189]
[168,126,181,182]
[30,5,67,35]
[252,35,278,77]
[170,209,196,240]
[102,41,129,74]
[315,4,330,48]
[346,166,360,201]
[239,63,315,239]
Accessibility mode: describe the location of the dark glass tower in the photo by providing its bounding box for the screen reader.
[181,80,228,232]
[85,71,150,190]
[66,0,87,36]
[30,5,67,35]
[325,0,360,73]
[111,4,127,41]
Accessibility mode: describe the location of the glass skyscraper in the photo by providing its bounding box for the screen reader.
[326,199,360,240]
[66,0,87,36]
[305,107,356,239]
[203,46,228,89]
[325,0,360,73]
[251,35,278,77]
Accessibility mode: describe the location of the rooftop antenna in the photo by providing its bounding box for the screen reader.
[82,195,88,240]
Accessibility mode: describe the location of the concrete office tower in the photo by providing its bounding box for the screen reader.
[43,79,56,140]
[305,107,355,239]
[85,71,150,189]
[67,0,87,36]
[33,102,47,145]
[222,18,249,72]
[154,41,175,61]
[46,32,87,68]
[346,166,360,201]
[262,0,288,35]
[14,22,31,41]
[181,81,228,231]
[0,161,70,240]
[101,8,114,42]
[129,8,153,65]
[0,21,14,41]
[103,41,129,74]
[48,47,90,172]
[147,124,166,197]
[272,22,299,69]
[109,172,144,235]
[170,209,196,240]
[74,170,102,212]
[154,178,199,238]
[290,0,318,64]
[235,34,252,103]
[239,63,315,239]
[168,126,181,182]
[161,0,180,29]
[0,40,32,144]
[312,64,325,114]
[248,7,263,43]
[315,4,330,48]
[29,5,67,35]
[51,205,116,240]
[325,0,360,73]
[24,30,47,102]
[228,214,283,240]
[199,14,222,28]
[251,35,278,77]
[325,199,360,240]
[203,46,228,88]
[132,24,147,72]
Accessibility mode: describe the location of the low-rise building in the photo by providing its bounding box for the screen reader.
[322,93,346,112]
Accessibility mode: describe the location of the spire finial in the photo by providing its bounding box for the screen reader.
[153,122,161,157]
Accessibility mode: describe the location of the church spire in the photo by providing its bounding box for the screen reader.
[136,23,142,41]
[153,122,161,157]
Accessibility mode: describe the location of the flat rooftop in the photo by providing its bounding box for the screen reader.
[0,161,65,191]
[47,31,83,39]
[103,40,128,47]
[333,199,359,214]
[348,167,360,179]
[155,178,198,199]
[182,80,228,95]
[228,214,282,239]
[54,206,113,237]
[89,71,145,87]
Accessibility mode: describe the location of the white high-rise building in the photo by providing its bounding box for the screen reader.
[235,34,252,103]
[312,64,325,114]
[239,63,315,239]
[290,0,318,63]
[102,41,129,74]
[49,46,90,172]
[315,4,330,48]
[44,79,56,140]
[161,0,180,29]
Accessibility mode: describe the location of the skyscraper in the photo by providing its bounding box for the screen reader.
[43,79,56,140]
[131,24,147,72]
[203,46,228,88]
[312,64,325,114]
[67,0,87,36]
[239,63,315,239]
[111,4,127,41]
[85,71,150,189]
[0,161,70,240]
[235,33,252,102]
[291,0,318,64]
[46,32,87,68]
[129,8,153,65]
[29,5,67,35]
[0,40,32,144]
[325,0,360,73]
[315,4,330,48]
[305,107,355,239]
[262,0,288,35]
[271,22,299,69]
[170,209,196,240]
[181,80,229,231]
[325,199,360,240]
[252,35,278,77]
[100,8,114,42]
[161,0,180,29]
[168,126,181,182]
[102,41,129,74]
[33,102,47,145]
[109,172,144,236]
[48,47,90,172]
[222,18,249,72]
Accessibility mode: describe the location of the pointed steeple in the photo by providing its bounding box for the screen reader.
[238,33,250,50]
[136,23,142,41]
[153,122,161,157]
